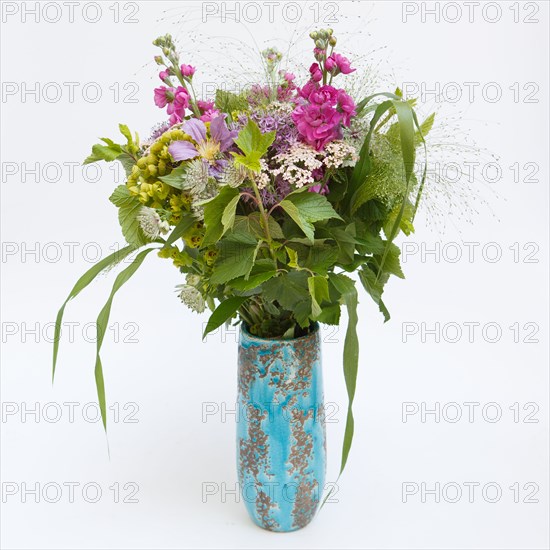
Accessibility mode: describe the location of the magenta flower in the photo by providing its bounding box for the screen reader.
[197,99,220,122]
[292,102,342,151]
[325,53,356,75]
[308,84,339,106]
[337,90,356,126]
[159,70,170,82]
[154,86,174,108]
[298,80,319,100]
[168,115,237,175]
[309,63,323,83]
[180,64,196,78]
[166,86,190,124]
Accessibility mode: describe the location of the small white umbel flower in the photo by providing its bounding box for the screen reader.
[137,207,170,239]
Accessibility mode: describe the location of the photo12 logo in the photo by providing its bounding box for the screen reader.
[201,1,340,23]
[1,2,140,24]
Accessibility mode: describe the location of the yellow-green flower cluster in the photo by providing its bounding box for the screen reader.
[126,128,193,224]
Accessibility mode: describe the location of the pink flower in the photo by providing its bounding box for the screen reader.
[326,53,356,75]
[308,84,339,106]
[309,63,323,82]
[180,64,196,78]
[313,48,326,62]
[154,86,174,108]
[298,79,319,99]
[337,89,356,126]
[196,99,220,122]
[292,102,342,151]
[159,70,170,82]
[166,86,190,124]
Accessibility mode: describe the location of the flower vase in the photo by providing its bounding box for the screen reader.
[236,324,326,532]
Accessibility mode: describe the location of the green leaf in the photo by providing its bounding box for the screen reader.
[304,243,340,275]
[262,271,309,311]
[215,90,249,116]
[329,273,359,475]
[279,192,341,243]
[94,248,156,430]
[209,232,258,285]
[52,245,136,382]
[233,213,284,240]
[202,186,240,246]
[164,214,196,247]
[119,123,134,144]
[229,269,277,291]
[84,143,123,164]
[375,243,404,279]
[221,194,241,235]
[232,119,275,173]
[109,186,148,247]
[286,246,299,268]
[203,296,247,338]
[158,164,188,189]
[308,276,329,319]
[358,266,390,322]
[316,303,341,325]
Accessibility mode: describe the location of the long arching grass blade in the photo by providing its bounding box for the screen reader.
[94,247,157,430]
[52,245,136,382]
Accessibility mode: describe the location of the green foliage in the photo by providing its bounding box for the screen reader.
[279,191,341,243]
[232,119,275,172]
[215,90,249,118]
[109,186,148,247]
[202,186,240,245]
[203,296,248,338]
[94,248,157,429]
[84,124,139,176]
[209,231,258,285]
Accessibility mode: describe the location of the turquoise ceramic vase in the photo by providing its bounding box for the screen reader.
[236,324,326,532]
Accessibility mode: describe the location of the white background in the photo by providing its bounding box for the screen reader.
[1,1,549,549]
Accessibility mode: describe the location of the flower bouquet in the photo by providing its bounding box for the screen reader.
[53,29,433,531]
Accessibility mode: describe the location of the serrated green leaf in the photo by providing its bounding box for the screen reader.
[84,143,123,164]
[202,186,240,246]
[221,194,241,235]
[279,192,341,243]
[158,164,188,189]
[209,232,257,285]
[109,186,148,247]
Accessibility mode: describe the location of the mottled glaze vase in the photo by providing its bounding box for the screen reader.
[237,324,326,532]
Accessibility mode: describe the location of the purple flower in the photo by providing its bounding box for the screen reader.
[159,70,170,82]
[168,115,237,175]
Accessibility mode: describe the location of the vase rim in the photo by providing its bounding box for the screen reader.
[240,322,320,344]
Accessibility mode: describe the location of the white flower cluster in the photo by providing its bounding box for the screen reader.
[323,141,359,169]
[271,141,358,188]
[272,142,323,188]
[254,159,271,190]
[137,207,170,239]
